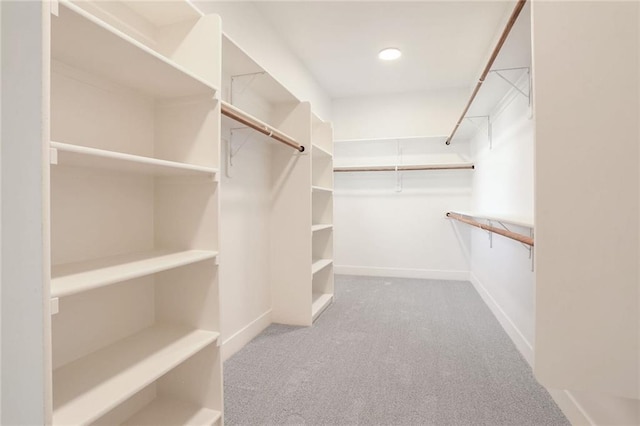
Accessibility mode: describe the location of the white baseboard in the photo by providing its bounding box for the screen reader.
[334,265,469,281]
[548,390,595,426]
[469,273,534,365]
[469,273,595,426]
[221,310,272,362]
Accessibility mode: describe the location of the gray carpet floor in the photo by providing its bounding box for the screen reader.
[223,275,569,426]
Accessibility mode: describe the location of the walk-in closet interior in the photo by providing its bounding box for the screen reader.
[1,0,638,425]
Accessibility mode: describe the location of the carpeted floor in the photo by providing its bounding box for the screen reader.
[223,275,569,425]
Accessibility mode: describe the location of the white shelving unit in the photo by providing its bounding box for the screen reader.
[311,113,335,321]
[48,2,223,424]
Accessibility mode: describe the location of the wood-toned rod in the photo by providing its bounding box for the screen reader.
[446,212,534,246]
[445,0,527,145]
[334,164,474,172]
[221,101,305,152]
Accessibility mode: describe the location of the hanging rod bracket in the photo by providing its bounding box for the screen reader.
[489,67,531,103]
[231,71,267,79]
[464,115,492,148]
[496,220,532,252]
[230,72,267,104]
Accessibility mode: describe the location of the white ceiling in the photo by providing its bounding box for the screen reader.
[254,1,514,99]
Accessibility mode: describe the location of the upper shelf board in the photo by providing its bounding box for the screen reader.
[334,135,448,144]
[312,144,332,158]
[124,1,203,26]
[52,1,217,99]
[312,185,333,193]
[312,224,333,232]
[222,34,298,104]
[334,163,474,172]
[51,142,218,177]
[51,249,218,298]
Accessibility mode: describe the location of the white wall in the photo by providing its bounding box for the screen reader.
[466,81,535,362]
[532,1,640,424]
[218,83,276,360]
[332,86,473,280]
[333,162,472,280]
[332,88,468,141]
[194,1,332,121]
[219,131,273,360]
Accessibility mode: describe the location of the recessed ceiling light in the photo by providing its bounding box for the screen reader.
[378,47,402,61]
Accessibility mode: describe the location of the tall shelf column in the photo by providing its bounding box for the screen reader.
[47,1,224,424]
[311,114,335,321]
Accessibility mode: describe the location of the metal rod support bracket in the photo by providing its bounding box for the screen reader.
[489,67,531,104]
[465,115,492,148]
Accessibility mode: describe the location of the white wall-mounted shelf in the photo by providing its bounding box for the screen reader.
[312,185,333,194]
[312,293,333,321]
[312,259,333,275]
[51,142,219,177]
[52,325,219,425]
[334,163,475,172]
[122,397,221,426]
[51,250,218,298]
[53,1,218,99]
[123,2,203,27]
[312,224,333,232]
[334,135,448,144]
[312,144,332,158]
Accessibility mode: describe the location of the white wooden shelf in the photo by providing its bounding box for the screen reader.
[52,325,220,426]
[53,1,217,99]
[448,210,533,228]
[51,250,218,298]
[312,259,333,275]
[312,185,333,194]
[334,163,475,172]
[122,398,221,426]
[124,2,203,27]
[312,293,333,321]
[312,224,333,232]
[312,144,332,158]
[51,142,218,177]
[334,135,448,144]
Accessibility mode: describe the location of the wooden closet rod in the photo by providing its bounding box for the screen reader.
[445,0,527,145]
[334,164,474,172]
[221,101,305,152]
[446,212,534,246]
